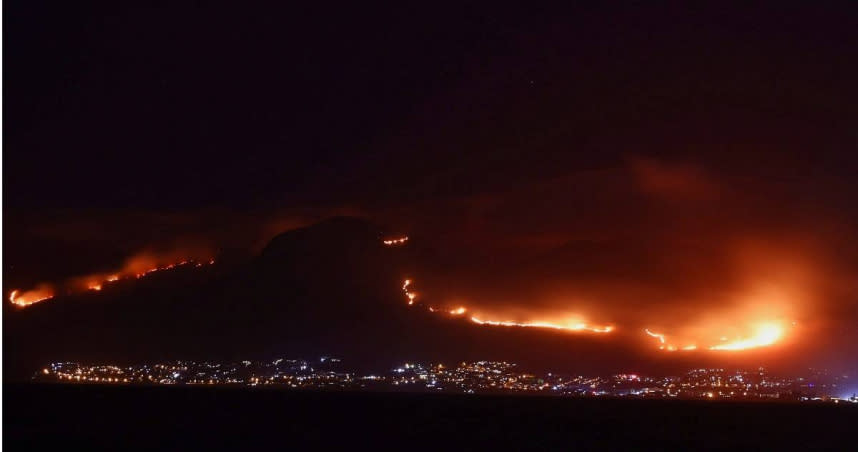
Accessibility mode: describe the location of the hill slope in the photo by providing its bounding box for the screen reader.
[4,217,638,380]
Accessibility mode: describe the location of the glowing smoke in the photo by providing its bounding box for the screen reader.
[9,250,215,308]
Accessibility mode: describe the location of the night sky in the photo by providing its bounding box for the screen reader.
[5,3,858,373]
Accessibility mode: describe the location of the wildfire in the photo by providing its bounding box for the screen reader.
[399,233,798,352]
[402,279,417,305]
[400,278,612,334]
[643,322,786,352]
[383,237,409,246]
[127,259,215,282]
[9,287,55,307]
[470,316,614,334]
[645,329,666,344]
[709,323,784,351]
[10,258,216,308]
[398,276,790,351]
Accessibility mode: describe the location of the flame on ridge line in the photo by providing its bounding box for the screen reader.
[402,279,789,351]
[383,236,409,246]
[10,258,216,308]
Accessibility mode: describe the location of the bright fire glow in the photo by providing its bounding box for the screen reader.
[399,276,792,352]
[470,316,614,334]
[644,322,786,352]
[645,329,666,344]
[383,237,409,246]
[402,279,417,305]
[10,258,216,308]
[9,287,55,307]
[400,279,612,334]
[708,323,784,351]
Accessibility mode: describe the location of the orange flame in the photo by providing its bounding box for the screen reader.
[644,322,786,352]
[470,316,614,334]
[10,257,216,308]
[383,237,409,246]
[399,273,788,350]
[400,278,612,334]
[9,286,55,307]
[645,329,666,344]
[709,323,784,351]
[402,279,417,305]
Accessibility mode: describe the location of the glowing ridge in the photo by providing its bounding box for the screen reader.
[10,258,216,308]
[402,279,417,305]
[470,316,614,333]
[9,289,54,307]
[709,324,783,351]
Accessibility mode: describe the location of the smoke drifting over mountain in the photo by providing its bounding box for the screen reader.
[5,3,857,374]
[7,153,856,370]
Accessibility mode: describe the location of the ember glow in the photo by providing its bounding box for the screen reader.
[386,229,811,352]
[383,236,409,246]
[9,256,215,308]
[643,321,788,352]
[9,286,55,307]
[470,316,614,334]
[400,278,614,334]
[402,279,417,305]
[397,278,793,350]
[709,323,785,351]
[644,329,697,352]
[645,329,666,344]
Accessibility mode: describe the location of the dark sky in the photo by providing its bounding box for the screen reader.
[5,2,858,370]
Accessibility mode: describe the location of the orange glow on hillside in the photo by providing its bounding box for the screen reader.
[10,257,216,308]
[470,316,614,334]
[9,286,55,307]
[402,279,417,305]
[383,237,409,246]
[400,279,612,334]
[709,323,784,351]
[645,329,666,344]
[643,321,788,352]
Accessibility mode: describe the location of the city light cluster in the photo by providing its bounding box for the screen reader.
[34,359,857,404]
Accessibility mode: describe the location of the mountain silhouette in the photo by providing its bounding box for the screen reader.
[4,217,648,380]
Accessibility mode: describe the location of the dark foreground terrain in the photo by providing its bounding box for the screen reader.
[5,384,856,450]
